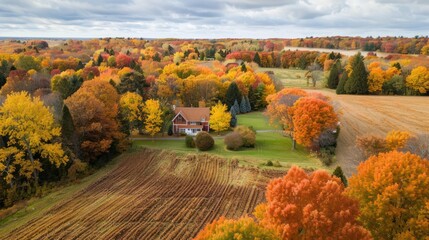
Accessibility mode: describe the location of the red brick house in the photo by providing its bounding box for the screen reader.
[172,107,210,135]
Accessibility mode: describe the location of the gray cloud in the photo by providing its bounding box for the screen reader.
[0,0,427,38]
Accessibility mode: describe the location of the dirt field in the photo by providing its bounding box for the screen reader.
[309,90,429,176]
[4,148,282,240]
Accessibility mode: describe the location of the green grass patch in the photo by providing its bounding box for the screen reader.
[134,131,322,170]
[0,156,122,238]
[258,67,325,88]
[236,111,279,131]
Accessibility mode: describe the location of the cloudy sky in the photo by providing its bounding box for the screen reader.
[1,0,427,38]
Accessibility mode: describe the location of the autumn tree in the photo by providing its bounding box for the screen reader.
[51,70,83,99]
[142,99,163,137]
[291,97,338,148]
[209,101,232,135]
[256,166,371,239]
[117,70,146,96]
[385,130,411,150]
[0,92,68,184]
[344,52,368,94]
[194,216,280,240]
[347,151,429,239]
[265,88,307,149]
[119,92,144,135]
[65,80,124,162]
[406,66,429,94]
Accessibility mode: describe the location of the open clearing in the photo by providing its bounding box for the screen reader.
[3,148,283,240]
[308,89,429,176]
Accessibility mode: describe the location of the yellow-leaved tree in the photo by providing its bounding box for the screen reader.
[209,101,231,135]
[142,99,163,137]
[0,92,68,184]
[119,92,144,134]
[385,130,412,150]
[406,66,429,94]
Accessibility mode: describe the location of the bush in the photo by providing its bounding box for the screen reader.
[234,125,256,148]
[266,160,273,166]
[195,131,214,151]
[224,132,243,151]
[167,124,173,136]
[273,160,282,167]
[319,147,335,166]
[185,135,195,148]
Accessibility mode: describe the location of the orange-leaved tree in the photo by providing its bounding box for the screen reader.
[193,216,280,240]
[265,88,307,149]
[65,80,125,161]
[385,130,412,150]
[255,166,371,239]
[347,151,429,239]
[290,97,338,148]
[406,66,429,94]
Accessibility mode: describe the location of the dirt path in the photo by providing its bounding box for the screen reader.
[307,90,429,176]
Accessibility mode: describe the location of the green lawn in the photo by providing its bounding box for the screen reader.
[134,112,323,170]
[258,67,325,88]
[236,111,280,131]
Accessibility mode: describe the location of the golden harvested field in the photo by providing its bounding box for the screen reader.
[309,90,429,176]
[4,149,282,240]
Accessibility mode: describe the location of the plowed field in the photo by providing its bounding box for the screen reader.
[307,90,429,176]
[4,149,282,240]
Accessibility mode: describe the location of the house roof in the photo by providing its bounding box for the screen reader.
[174,107,210,122]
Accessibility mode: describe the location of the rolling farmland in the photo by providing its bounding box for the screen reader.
[4,149,282,240]
[308,90,429,176]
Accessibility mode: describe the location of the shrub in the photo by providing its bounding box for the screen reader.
[266,160,273,166]
[319,147,335,166]
[356,135,389,158]
[224,132,243,150]
[234,125,256,148]
[195,131,214,151]
[273,160,282,167]
[167,124,173,136]
[185,135,195,148]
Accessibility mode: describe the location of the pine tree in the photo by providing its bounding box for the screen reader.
[233,99,240,114]
[333,166,348,187]
[336,72,348,94]
[229,109,237,127]
[248,86,257,110]
[327,61,340,89]
[344,52,368,94]
[240,96,247,113]
[96,54,103,66]
[245,96,251,112]
[241,62,247,72]
[153,52,161,62]
[253,52,261,66]
[61,105,75,141]
[225,82,242,110]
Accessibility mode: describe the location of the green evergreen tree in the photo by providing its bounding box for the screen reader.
[153,52,161,62]
[245,96,252,112]
[229,108,237,127]
[240,96,247,113]
[248,86,257,110]
[225,82,242,110]
[336,72,348,94]
[344,52,368,94]
[327,60,341,89]
[61,105,75,141]
[96,54,103,66]
[253,52,261,66]
[241,62,247,72]
[233,99,240,114]
[117,71,146,96]
[76,61,84,70]
[392,62,401,70]
[333,166,348,187]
